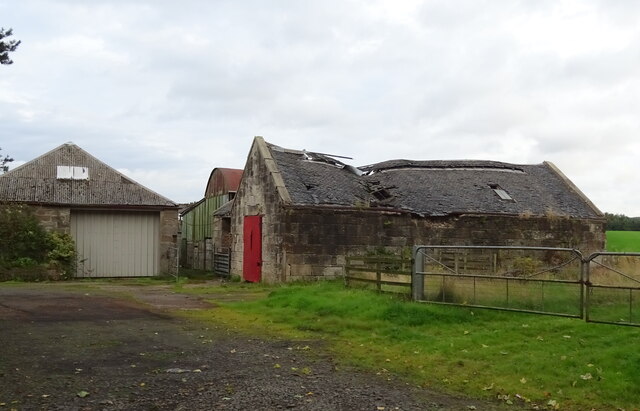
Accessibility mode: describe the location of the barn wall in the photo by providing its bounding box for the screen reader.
[159,209,179,275]
[212,216,232,251]
[32,205,71,234]
[230,142,286,283]
[229,142,605,283]
[180,194,233,270]
[272,208,606,282]
[181,195,230,244]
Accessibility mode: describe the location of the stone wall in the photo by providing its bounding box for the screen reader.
[159,209,179,275]
[32,205,71,234]
[232,201,605,282]
[212,216,232,251]
[275,208,605,281]
[230,140,289,282]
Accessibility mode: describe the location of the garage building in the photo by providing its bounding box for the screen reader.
[0,143,179,277]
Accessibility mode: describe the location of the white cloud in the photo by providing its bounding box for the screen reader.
[1,0,640,215]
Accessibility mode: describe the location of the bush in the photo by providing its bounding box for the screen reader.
[0,203,76,281]
[46,231,76,278]
[0,204,50,264]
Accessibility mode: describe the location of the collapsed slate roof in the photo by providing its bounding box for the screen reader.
[267,142,603,219]
[0,143,176,208]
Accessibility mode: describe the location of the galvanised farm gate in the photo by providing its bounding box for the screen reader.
[411,246,640,327]
[344,246,640,327]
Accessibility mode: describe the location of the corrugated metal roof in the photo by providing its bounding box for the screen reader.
[204,168,243,197]
[0,143,176,208]
[266,142,603,219]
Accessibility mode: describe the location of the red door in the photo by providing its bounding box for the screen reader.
[243,215,262,282]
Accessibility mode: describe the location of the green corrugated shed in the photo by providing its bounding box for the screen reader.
[181,194,230,242]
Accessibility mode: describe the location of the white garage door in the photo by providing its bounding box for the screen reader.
[71,211,160,277]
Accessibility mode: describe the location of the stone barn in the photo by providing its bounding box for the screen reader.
[230,137,605,283]
[0,143,179,277]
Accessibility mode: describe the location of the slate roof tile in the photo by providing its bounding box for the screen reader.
[267,143,601,219]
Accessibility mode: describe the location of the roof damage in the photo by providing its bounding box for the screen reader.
[266,141,603,219]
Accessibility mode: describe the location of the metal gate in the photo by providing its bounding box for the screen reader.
[411,246,640,326]
[214,249,231,277]
[585,252,640,326]
[412,246,585,318]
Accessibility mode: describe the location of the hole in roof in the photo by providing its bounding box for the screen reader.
[372,188,392,200]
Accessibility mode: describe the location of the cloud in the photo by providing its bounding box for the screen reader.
[2,0,640,215]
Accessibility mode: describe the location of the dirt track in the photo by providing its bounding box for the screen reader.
[0,284,510,410]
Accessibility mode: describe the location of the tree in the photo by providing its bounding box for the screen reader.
[0,27,20,65]
[1,147,13,173]
[1,148,13,173]
[605,212,640,231]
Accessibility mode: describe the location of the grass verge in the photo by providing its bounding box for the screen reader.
[180,281,640,410]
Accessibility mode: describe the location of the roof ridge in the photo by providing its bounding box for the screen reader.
[0,142,76,177]
[360,159,528,173]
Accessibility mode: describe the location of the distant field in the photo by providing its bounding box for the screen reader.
[606,231,640,252]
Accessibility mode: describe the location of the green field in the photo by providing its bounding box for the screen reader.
[606,231,640,252]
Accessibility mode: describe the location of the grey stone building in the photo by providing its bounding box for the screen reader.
[0,143,179,277]
[230,137,605,283]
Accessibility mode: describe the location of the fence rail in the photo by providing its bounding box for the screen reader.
[584,252,640,326]
[345,246,640,327]
[345,256,411,294]
[413,246,585,318]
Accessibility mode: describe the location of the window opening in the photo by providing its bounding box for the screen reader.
[489,184,513,201]
[56,166,89,180]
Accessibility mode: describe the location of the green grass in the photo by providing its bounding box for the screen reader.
[183,281,640,410]
[606,231,640,252]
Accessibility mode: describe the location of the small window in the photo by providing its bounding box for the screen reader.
[57,166,89,180]
[56,166,73,179]
[489,184,513,201]
[73,167,89,180]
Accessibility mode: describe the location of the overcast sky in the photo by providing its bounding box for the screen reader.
[2,0,639,215]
